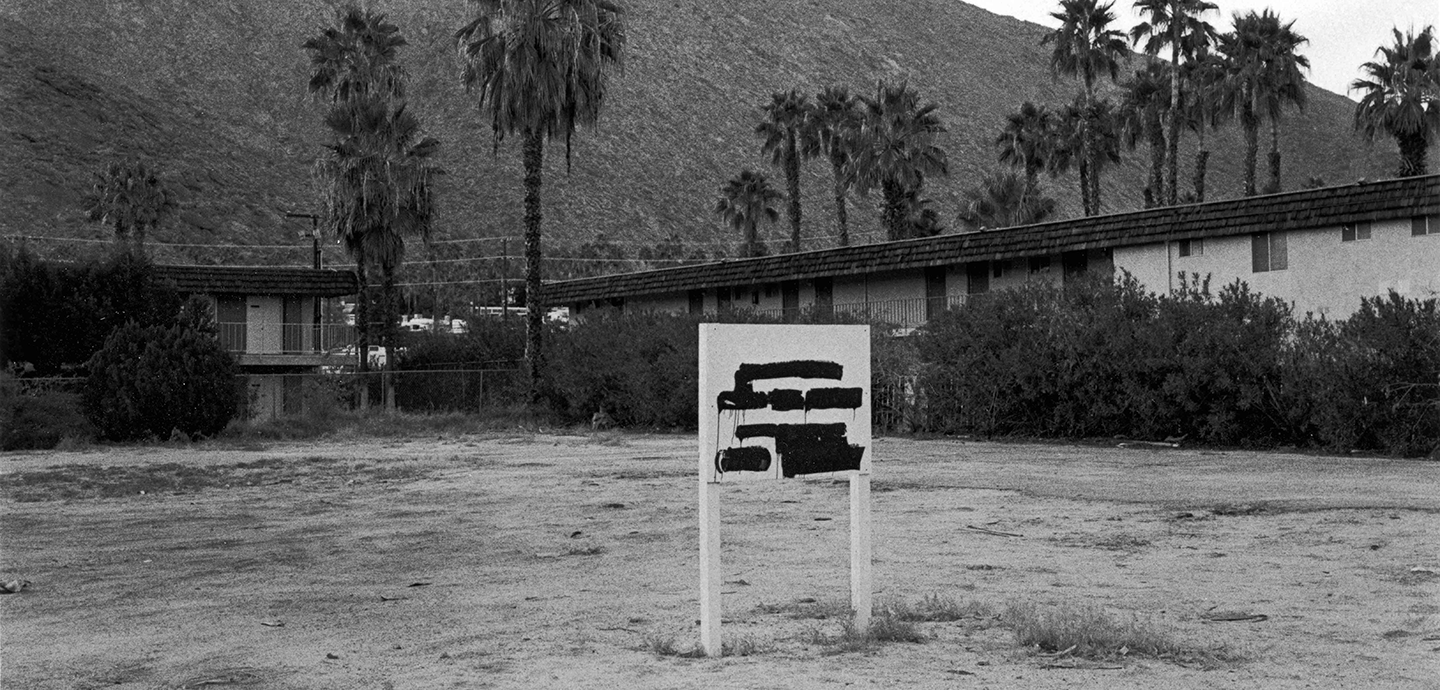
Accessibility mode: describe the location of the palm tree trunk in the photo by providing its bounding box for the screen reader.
[1167,1,1181,205]
[1398,130,1429,177]
[522,128,546,406]
[1080,93,1096,217]
[381,262,397,412]
[1149,115,1166,208]
[354,243,370,412]
[1266,117,1282,193]
[831,157,849,247]
[881,179,907,241]
[785,135,801,252]
[1194,105,1209,202]
[1242,104,1259,197]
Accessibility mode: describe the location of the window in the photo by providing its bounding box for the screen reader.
[1251,232,1287,272]
[993,260,1009,279]
[1178,238,1203,257]
[1342,222,1371,242]
[1028,256,1051,274]
[1414,215,1434,236]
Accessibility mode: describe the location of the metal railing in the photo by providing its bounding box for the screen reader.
[216,322,356,355]
[742,294,976,328]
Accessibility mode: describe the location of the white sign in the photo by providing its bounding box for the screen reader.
[697,324,873,656]
[699,324,872,483]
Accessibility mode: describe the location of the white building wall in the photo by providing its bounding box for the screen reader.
[1115,218,1440,317]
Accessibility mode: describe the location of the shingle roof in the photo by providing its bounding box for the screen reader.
[154,265,359,297]
[545,175,1440,304]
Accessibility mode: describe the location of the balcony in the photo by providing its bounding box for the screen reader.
[741,294,976,330]
[217,321,356,367]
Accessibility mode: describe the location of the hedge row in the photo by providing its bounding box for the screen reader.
[401,274,1435,457]
[915,274,1437,457]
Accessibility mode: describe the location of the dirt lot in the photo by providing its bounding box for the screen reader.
[2,433,1438,689]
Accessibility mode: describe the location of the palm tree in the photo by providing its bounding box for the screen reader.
[849,80,949,241]
[996,101,1056,186]
[1219,10,1309,196]
[1042,0,1128,216]
[956,170,1058,231]
[1118,63,1171,206]
[1180,46,1227,201]
[1351,26,1440,177]
[456,0,626,401]
[84,158,176,251]
[305,2,411,386]
[1131,0,1218,204]
[756,90,817,252]
[714,170,781,258]
[810,85,861,247]
[1047,97,1120,214]
[316,98,441,362]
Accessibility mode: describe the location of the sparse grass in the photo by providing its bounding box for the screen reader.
[884,593,993,623]
[1002,601,1244,665]
[0,455,436,502]
[797,603,927,654]
[643,632,767,658]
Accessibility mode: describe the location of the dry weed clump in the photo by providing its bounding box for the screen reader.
[1002,601,1244,665]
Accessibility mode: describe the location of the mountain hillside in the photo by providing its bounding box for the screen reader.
[0,0,1400,276]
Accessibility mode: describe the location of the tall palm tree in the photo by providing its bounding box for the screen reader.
[456,0,626,401]
[849,80,949,241]
[1219,10,1309,196]
[714,170,781,258]
[305,4,414,386]
[810,85,861,247]
[756,90,817,252]
[1042,0,1128,216]
[1351,26,1440,177]
[1048,97,1121,214]
[1131,0,1218,204]
[1118,63,1171,206]
[956,170,1058,231]
[84,158,176,251]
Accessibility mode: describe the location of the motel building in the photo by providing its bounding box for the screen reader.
[545,175,1440,327]
[152,264,358,420]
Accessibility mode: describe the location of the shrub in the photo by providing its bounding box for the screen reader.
[543,310,700,428]
[1294,292,1440,457]
[82,321,241,441]
[3,391,96,451]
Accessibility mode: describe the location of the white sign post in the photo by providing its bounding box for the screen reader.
[698,324,872,657]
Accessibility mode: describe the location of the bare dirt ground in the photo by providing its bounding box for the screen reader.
[2,433,1438,689]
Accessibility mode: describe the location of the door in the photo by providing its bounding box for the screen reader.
[813,278,833,319]
[216,295,246,351]
[924,266,947,321]
[282,296,304,353]
[781,281,799,322]
[246,296,283,354]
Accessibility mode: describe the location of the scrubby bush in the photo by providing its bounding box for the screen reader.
[81,320,241,441]
[3,391,96,451]
[543,311,700,428]
[915,275,1434,456]
[1287,292,1439,457]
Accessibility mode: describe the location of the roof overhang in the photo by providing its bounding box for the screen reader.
[153,265,359,297]
[544,175,1440,304]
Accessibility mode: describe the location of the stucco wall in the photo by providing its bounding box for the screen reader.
[1115,217,1440,317]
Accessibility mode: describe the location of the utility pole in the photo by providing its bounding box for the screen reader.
[501,238,509,321]
[285,212,324,356]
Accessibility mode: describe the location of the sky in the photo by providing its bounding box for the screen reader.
[964,0,1440,97]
